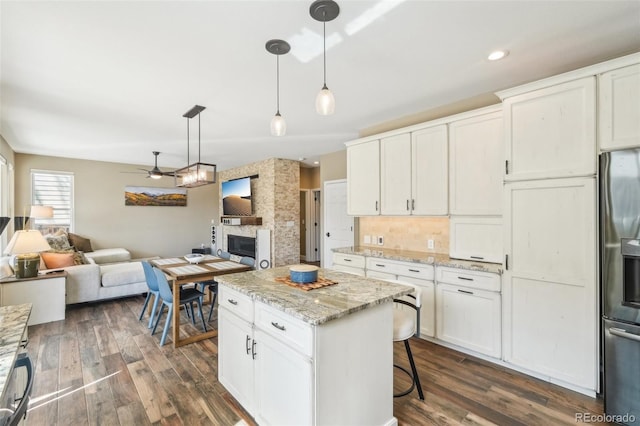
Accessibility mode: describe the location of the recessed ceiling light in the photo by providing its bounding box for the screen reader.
[488,50,509,61]
[299,157,306,161]
[313,161,320,165]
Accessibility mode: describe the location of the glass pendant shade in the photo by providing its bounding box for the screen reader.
[316,85,335,115]
[271,112,286,136]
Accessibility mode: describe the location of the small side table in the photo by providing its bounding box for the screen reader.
[0,271,67,325]
[192,247,212,255]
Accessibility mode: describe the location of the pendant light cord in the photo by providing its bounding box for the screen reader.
[322,13,327,88]
[276,52,280,114]
[186,117,190,165]
[198,112,201,162]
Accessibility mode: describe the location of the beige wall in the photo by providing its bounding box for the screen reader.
[300,166,320,189]
[14,153,218,258]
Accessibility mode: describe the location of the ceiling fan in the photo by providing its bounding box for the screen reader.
[138,151,175,179]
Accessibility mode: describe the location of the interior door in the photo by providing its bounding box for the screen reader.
[323,179,354,268]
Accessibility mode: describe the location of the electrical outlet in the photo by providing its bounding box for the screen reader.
[363,235,371,244]
[378,236,384,246]
[428,239,435,249]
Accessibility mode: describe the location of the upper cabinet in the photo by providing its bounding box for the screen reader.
[449,110,503,215]
[379,126,448,216]
[502,77,596,181]
[599,63,640,151]
[347,139,380,216]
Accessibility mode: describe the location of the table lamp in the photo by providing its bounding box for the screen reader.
[3,230,52,278]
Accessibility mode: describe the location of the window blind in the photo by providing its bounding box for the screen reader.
[31,170,74,232]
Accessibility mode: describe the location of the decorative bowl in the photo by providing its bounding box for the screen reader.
[289,264,319,284]
[184,253,205,264]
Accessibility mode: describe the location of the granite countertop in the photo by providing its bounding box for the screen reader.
[216,267,413,326]
[332,246,503,275]
[0,304,32,404]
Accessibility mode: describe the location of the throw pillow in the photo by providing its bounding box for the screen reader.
[41,252,75,269]
[68,233,93,252]
[44,233,72,251]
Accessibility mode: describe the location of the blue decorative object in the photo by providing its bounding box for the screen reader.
[289,264,319,284]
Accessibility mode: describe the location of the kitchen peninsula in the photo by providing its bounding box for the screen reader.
[216,267,413,426]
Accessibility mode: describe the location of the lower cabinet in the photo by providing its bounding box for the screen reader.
[253,329,313,425]
[435,283,501,358]
[331,253,365,276]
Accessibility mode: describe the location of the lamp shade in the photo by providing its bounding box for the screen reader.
[29,205,54,218]
[4,230,52,255]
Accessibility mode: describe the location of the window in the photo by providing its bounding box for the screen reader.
[31,170,74,234]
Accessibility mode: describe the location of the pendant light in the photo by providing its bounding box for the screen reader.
[174,105,217,188]
[266,39,290,136]
[310,0,340,115]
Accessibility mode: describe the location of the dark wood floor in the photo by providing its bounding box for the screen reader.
[22,296,609,425]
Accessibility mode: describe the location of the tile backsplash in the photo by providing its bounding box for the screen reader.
[358,216,449,254]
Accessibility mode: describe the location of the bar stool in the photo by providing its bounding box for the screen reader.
[391,280,425,400]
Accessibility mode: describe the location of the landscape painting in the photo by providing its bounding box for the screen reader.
[125,186,187,206]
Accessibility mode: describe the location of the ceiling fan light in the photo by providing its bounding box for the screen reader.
[316,86,335,115]
[271,112,286,136]
[150,173,162,180]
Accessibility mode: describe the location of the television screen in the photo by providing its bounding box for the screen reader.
[222,177,252,216]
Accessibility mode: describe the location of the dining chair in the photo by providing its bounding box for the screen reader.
[151,267,207,346]
[239,256,255,267]
[138,261,161,328]
[390,280,425,400]
[216,249,231,259]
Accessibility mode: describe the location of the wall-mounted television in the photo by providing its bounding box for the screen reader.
[222,176,252,216]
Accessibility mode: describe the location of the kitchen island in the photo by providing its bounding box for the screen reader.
[0,303,31,424]
[216,267,413,426]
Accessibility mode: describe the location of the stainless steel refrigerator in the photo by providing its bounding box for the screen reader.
[600,148,640,425]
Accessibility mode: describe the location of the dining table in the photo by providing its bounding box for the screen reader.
[150,255,253,348]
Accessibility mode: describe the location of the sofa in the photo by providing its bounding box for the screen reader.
[59,248,149,305]
[35,232,151,305]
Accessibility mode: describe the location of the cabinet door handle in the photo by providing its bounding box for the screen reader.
[343,258,352,262]
[406,200,410,211]
[227,299,238,305]
[375,201,379,211]
[458,276,474,281]
[609,328,640,342]
[375,263,386,267]
[470,256,484,260]
[408,269,420,273]
[271,322,286,331]
[252,340,257,359]
[246,335,251,354]
[412,199,415,210]
[458,289,474,295]
[20,338,29,349]
[505,254,509,270]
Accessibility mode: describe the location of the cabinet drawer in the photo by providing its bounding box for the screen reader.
[366,258,434,281]
[219,286,254,322]
[333,253,365,268]
[436,266,500,292]
[255,302,313,357]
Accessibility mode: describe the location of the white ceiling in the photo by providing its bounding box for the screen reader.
[1,0,639,172]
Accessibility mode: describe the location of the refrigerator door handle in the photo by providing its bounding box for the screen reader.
[610,327,640,342]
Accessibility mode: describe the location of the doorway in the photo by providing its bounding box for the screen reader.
[300,189,321,263]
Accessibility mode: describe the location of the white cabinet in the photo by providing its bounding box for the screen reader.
[347,139,380,215]
[218,303,255,413]
[503,177,597,391]
[449,216,502,264]
[379,126,448,216]
[502,77,596,181]
[435,283,501,358]
[435,266,501,358]
[0,273,66,325]
[331,253,365,276]
[449,110,503,215]
[412,126,448,215]
[599,63,640,150]
[380,133,412,215]
[366,258,435,337]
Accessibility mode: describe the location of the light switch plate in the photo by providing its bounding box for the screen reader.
[363,235,371,244]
